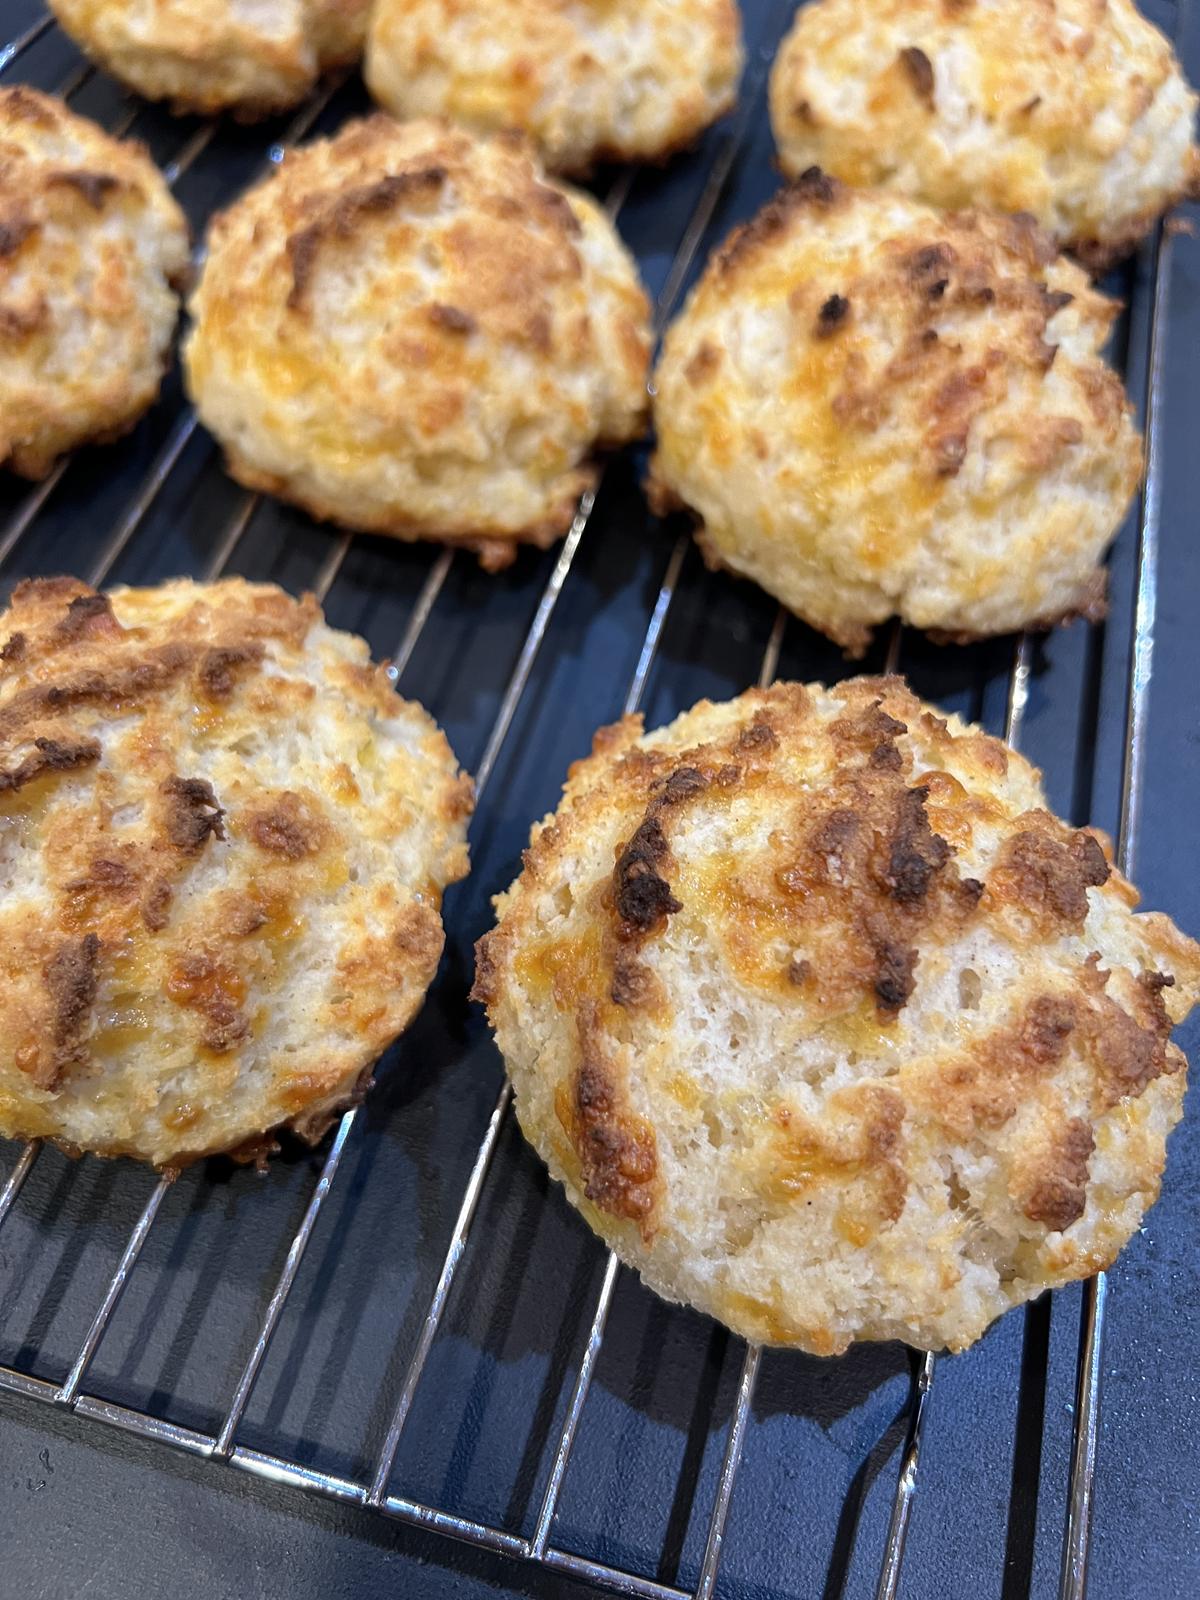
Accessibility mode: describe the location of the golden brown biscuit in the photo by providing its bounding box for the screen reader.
[0,576,472,1167]
[649,174,1142,654]
[46,0,370,119]
[769,0,1200,270]
[365,0,744,175]
[0,87,189,479]
[184,115,651,570]
[475,678,1200,1354]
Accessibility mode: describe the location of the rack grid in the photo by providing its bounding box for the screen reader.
[0,6,1195,1599]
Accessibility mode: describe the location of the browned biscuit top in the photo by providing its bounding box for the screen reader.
[0,575,472,1165]
[184,115,651,568]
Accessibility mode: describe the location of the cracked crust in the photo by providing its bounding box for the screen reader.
[0,576,473,1166]
[649,174,1142,655]
[47,0,371,119]
[475,677,1200,1353]
[768,0,1200,268]
[185,116,650,568]
[365,0,743,176]
[0,87,189,479]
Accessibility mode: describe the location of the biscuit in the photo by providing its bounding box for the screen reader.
[365,0,744,175]
[768,0,1200,270]
[184,115,651,570]
[0,576,472,1167]
[46,0,370,119]
[0,87,189,479]
[648,175,1142,653]
[475,678,1200,1354]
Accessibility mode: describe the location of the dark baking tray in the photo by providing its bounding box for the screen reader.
[1,2,1198,1597]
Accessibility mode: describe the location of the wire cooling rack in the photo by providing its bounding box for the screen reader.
[1,4,1197,1598]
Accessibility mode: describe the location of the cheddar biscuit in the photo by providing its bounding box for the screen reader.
[769,0,1200,269]
[47,0,370,119]
[184,116,651,569]
[649,174,1141,653]
[476,678,1200,1353]
[0,88,189,478]
[366,0,743,174]
[0,577,472,1166]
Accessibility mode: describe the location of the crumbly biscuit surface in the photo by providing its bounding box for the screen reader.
[769,0,1200,268]
[47,0,370,118]
[649,175,1142,652]
[366,0,743,174]
[0,577,472,1167]
[477,678,1200,1353]
[184,116,651,569]
[0,87,189,479]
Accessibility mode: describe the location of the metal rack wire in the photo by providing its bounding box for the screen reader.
[0,7,1187,1599]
